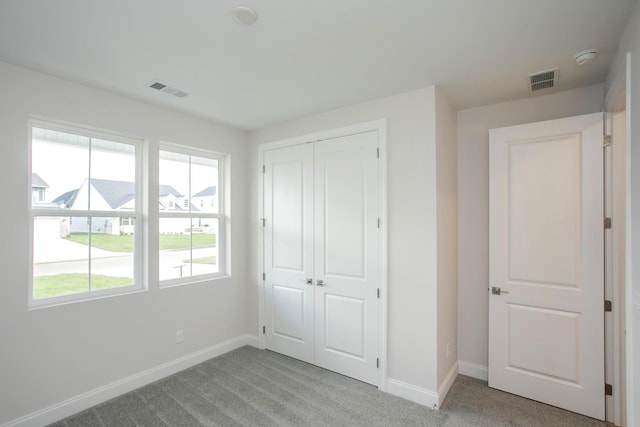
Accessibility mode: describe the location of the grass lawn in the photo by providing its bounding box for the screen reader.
[33,273,132,299]
[183,256,217,265]
[160,233,216,250]
[66,232,216,252]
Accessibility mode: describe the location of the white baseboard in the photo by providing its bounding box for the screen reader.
[386,362,459,410]
[386,378,439,409]
[458,360,488,381]
[437,361,458,407]
[3,334,259,427]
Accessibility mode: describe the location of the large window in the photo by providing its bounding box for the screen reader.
[159,145,225,284]
[29,123,142,306]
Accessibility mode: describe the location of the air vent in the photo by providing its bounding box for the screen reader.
[528,68,559,92]
[147,80,189,98]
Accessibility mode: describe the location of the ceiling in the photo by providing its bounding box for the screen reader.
[0,0,636,130]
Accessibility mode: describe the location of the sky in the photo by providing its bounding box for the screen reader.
[32,129,218,205]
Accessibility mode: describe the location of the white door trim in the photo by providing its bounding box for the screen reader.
[257,119,388,391]
[604,51,631,427]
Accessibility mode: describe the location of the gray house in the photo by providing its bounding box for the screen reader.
[31,173,49,205]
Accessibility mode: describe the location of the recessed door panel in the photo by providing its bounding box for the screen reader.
[272,160,305,271]
[507,304,579,383]
[323,148,366,279]
[508,136,580,287]
[324,294,366,358]
[273,285,305,341]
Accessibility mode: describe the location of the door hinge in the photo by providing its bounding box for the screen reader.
[377,288,380,299]
[604,217,612,229]
[376,147,380,159]
[261,218,266,227]
[262,272,266,281]
[377,358,379,368]
[377,218,380,228]
[262,165,266,173]
[263,325,266,334]
[605,383,613,396]
[605,300,612,312]
[603,135,612,147]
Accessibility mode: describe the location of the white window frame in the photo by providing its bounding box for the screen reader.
[158,142,227,287]
[28,119,144,308]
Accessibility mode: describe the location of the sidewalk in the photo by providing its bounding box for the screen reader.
[33,237,125,263]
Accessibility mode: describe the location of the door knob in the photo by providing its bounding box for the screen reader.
[316,279,325,286]
[491,286,509,295]
[305,278,313,285]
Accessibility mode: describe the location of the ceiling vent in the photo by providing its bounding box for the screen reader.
[147,80,189,98]
[528,68,559,92]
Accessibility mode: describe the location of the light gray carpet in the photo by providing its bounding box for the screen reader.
[50,346,606,426]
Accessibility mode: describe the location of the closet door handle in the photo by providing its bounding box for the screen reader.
[305,278,313,285]
[316,279,325,287]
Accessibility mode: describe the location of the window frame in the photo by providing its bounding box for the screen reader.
[28,119,144,308]
[158,142,227,287]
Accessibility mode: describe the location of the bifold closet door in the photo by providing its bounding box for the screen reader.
[263,144,315,363]
[313,131,379,385]
[263,130,380,385]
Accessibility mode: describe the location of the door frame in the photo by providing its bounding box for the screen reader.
[604,51,631,427]
[256,119,388,391]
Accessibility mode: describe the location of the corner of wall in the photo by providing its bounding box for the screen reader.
[434,87,459,394]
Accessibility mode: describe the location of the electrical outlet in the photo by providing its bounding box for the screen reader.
[176,329,184,343]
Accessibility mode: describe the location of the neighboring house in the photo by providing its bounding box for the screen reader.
[52,189,79,209]
[53,178,202,235]
[31,173,49,205]
[191,186,218,213]
[32,173,70,239]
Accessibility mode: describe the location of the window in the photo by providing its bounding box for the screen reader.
[29,123,141,306]
[159,145,224,284]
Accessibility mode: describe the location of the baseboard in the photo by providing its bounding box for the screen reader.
[3,334,259,427]
[386,378,439,409]
[458,360,488,381]
[437,361,458,407]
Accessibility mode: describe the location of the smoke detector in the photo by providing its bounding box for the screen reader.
[232,6,258,25]
[528,68,559,92]
[574,49,599,66]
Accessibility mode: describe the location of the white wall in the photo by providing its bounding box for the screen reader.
[0,61,251,425]
[435,87,458,395]
[249,87,448,403]
[457,84,604,379]
[606,2,640,425]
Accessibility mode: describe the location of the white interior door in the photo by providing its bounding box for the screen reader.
[489,112,604,420]
[314,132,379,385]
[263,130,380,386]
[264,144,315,363]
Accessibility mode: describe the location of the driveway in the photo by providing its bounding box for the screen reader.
[33,237,123,263]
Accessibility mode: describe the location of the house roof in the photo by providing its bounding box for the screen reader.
[52,189,79,208]
[193,186,216,197]
[54,178,198,211]
[159,185,183,198]
[90,179,137,209]
[31,173,49,189]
